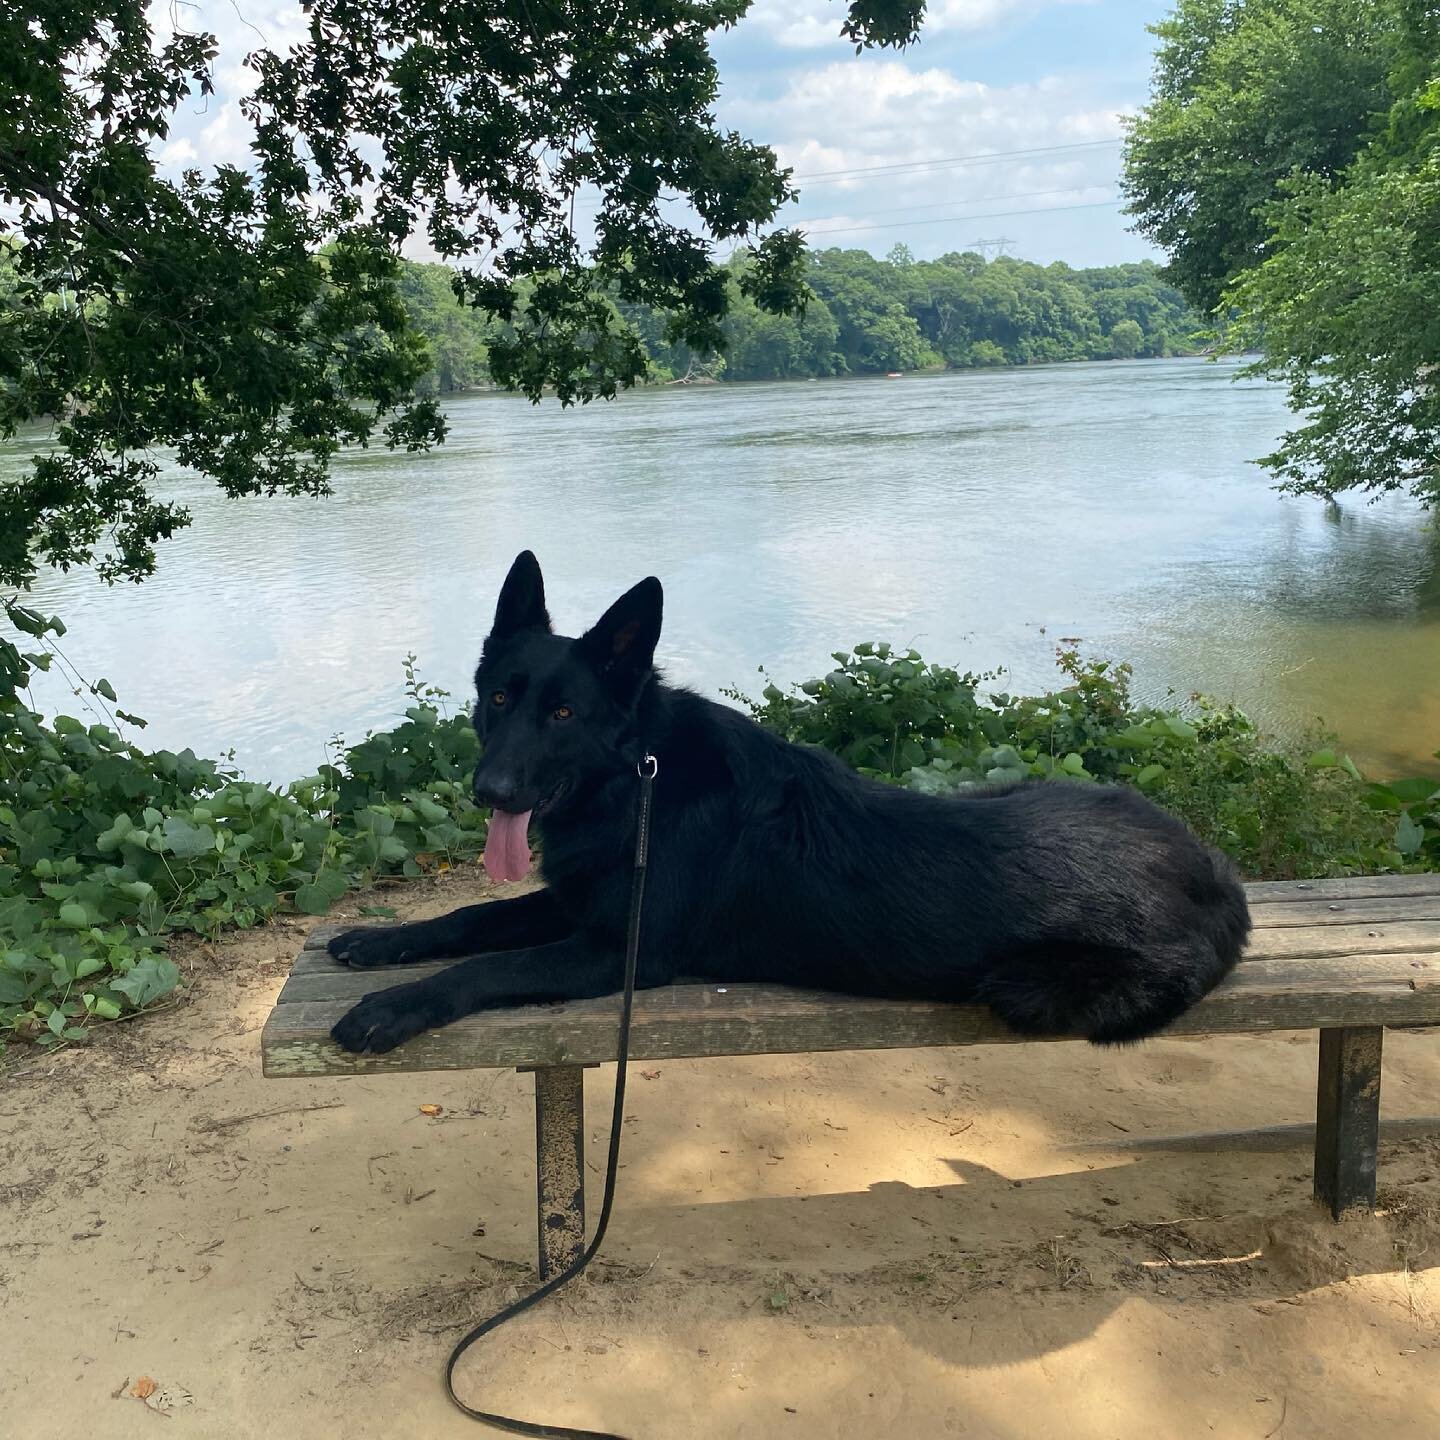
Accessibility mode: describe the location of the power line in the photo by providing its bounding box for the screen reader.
[569,138,1124,218]
[791,138,1122,185]
[802,197,1122,238]
[787,183,1113,230]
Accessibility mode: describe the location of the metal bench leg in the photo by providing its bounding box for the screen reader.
[1314,1026,1383,1219]
[530,1065,587,1278]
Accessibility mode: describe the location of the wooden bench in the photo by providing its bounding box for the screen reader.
[262,874,1440,1275]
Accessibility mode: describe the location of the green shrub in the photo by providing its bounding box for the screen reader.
[1,603,486,1052]
[735,643,1436,881]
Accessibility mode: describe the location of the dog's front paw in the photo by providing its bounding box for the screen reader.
[331,989,435,1054]
[326,926,418,968]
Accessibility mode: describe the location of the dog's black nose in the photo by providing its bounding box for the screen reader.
[473,771,521,810]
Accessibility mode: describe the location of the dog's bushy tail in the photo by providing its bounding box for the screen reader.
[977,849,1251,1045]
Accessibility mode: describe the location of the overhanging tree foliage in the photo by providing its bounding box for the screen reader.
[0,0,922,589]
[1225,4,1440,505]
[1121,0,1394,317]
[1123,0,1440,505]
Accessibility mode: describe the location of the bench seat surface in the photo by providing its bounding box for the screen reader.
[261,875,1440,1077]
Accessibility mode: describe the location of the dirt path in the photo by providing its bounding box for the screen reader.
[3,866,1438,1439]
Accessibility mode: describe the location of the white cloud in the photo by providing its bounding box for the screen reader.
[719,56,1140,263]
[157,136,199,166]
[731,60,1124,166]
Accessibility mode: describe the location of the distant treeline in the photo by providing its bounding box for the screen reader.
[399,246,1204,394]
[0,239,1202,401]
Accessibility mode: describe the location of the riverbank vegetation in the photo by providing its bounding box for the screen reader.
[3,613,1436,1054]
[5,235,1196,406]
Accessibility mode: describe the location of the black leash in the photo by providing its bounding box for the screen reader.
[445,754,658,1439]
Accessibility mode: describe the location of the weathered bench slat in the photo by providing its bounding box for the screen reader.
[297,904,1440,965]
[1242,919,1440,958]
[298,877,1440,956]
[289,914,1440,994]
[1248,895,1440,929]
[274,949,1440,1009]
[262,954,1440,1078]
[280,960,455,1000]
[1243,875,1440,902]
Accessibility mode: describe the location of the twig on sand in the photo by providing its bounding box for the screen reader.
[196,1102,344,1131]
[1264,1396,1289,1438]
[1101,1214,1235,1234]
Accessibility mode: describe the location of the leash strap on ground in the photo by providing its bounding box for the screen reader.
[444,755,658,1439]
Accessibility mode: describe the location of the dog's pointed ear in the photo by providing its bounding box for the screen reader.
[577,577,663,693]
[490,551,550,638]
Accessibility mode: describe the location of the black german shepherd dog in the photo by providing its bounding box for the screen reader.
[329,552,1250,1054]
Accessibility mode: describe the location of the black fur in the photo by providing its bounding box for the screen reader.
[329,552,1251,1054]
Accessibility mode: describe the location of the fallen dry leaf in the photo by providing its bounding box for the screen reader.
[418,1104,442,1117]
[130,1377,157,1400]
[639,1070,661,1081]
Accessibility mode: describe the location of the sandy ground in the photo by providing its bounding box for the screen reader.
[3,866,1439,1440]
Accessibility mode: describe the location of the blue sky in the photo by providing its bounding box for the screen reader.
[153,0,1175,269]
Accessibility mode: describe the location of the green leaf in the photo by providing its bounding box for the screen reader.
[93,678,118,702]
[58,902,90,928]
[315,869,350,900]
[1378,778,1440,805]
[1396,812,1425,856]
[162,814,215,858]
[110,956,181,1008]
[1134,762,1166,788]
[96,813,135,854]
[411,795,448,825]
[293,884,332,915]
[359,904,398,918]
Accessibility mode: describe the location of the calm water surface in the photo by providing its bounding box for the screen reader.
[11,358,1440,780]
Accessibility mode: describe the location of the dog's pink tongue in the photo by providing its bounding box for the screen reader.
[483,808,534,883]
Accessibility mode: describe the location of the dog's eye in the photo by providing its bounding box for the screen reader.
[491,690,507,707]
[552,704,574,721]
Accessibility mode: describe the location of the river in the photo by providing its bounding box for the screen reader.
[10,357,1440,782]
